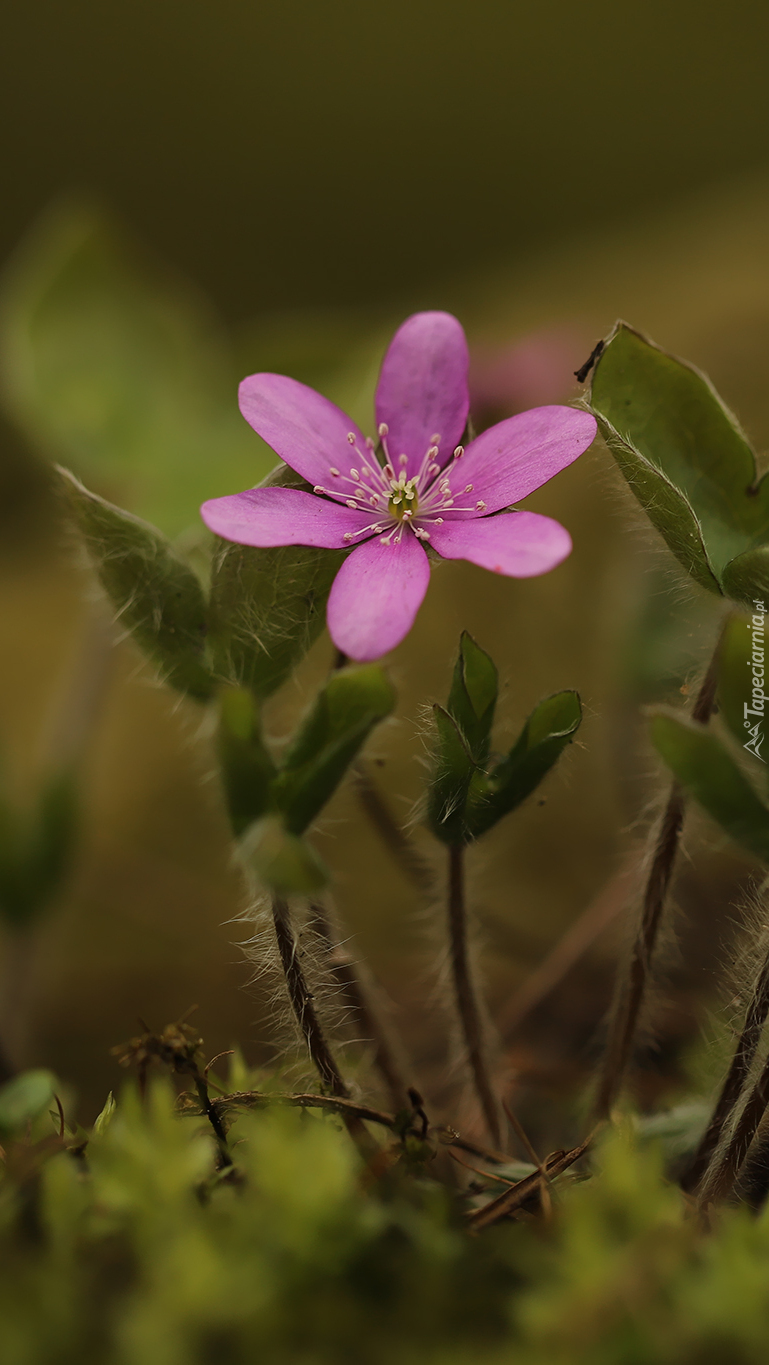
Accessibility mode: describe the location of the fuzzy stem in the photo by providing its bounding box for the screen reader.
[447,844,502,1147]
[592,627,724,1122]
[271,897,349,1098]
[309,902,410,1112]
[683,951,769,1194]
[697,1047,769,1207]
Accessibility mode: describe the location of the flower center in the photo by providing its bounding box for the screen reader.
[388,473,419,521]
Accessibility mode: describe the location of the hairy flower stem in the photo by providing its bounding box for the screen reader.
[593,624,725,1122]
[697,1047,769,1207]
[271,897,349,1098]
[448,845,502,1147]
[683,951,769,1195]
[309,902,410,1112]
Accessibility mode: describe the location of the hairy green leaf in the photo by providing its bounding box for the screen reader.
[426,704,478,845]
[651,710,769,863]
[276,664,395,835]
[216,688,277,835]
[447,632,498,765]
[468,690,582,839]
[589,323,769,591]
[208,464,344,701]
[59,467,214,701]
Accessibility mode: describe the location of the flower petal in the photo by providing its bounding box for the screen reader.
[444,406,596,517]
[327,531,430,661]
[375,312,469,476]
[200,487,377,548]
[428,511,572,577]
[238,373,367,488]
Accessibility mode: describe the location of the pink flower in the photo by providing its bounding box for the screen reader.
[201,312,597,662]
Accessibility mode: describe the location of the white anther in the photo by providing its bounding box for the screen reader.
[427,445,439,459]
[464,484,473,493]
[435,517,444,524]
[444,499,454,507]
[365,436,376,449]
[428,462,440,476]
[476,500,486,511]
[414,528,430,540]
[347,432,356,444]
[378,422,389,437]
[351,469,360,479]
[329,467,340,477]
[384,464,395,478]
[346,500,358,509]
[453,445,464,458]
[343,532,353,542]
[313,485,325,494]
[399,453,408,466]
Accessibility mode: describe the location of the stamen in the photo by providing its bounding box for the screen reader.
[313,485,325,494]
[346,500,359,509]
[428,463,440,475]
[464,484,473,493]
[365,436,376,449]
[350,469,360,480]
[430,433,441,444]
[378,423,389,437]
[453,446,464,458]
[398,454,408,467]
[329,467,340,477]
[343,532,354,542]
[347,433,356,444]
[414,527,430,540]
[476,500,486,511]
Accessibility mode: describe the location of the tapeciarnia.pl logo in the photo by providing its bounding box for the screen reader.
[744,600,767,762]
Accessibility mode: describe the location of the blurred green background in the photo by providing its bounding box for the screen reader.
[2,0,769,1127]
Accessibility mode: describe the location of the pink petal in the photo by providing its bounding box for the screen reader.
[239,373,367,488]
[200,487,376,548]
[326,531,430,661]
[444,406,596,517]
[375,312,469,477]
[428,511,572,577]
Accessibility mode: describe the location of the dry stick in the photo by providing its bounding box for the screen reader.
[353,762,435,898]
[309,901,410,1112]
[468,1139,590,1231]
[448,844,503,1148]
[592,626,726,1122]
[683,951,769,1194]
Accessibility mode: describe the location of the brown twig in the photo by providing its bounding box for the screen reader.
[592,623,727,1121]
[448,844,502,1148]
[683,950,769,1194]
[353,762,435,897]
[468,1139,590,1230]
[308,901,410,1111]
[503,1098,552,1218]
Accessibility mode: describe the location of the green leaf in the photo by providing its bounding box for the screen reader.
[240,817,328,895]
[0,1070,57,1132]
[0,202,271,535]
[58,467,214,701]
[275,664,395,835]
[208,464,344,701]
[589,323,769,590]
[426,705,478,846]
[447,632,498,765]
[468,690,582,839]
[92,1092,117,1138]
[721,546,769,611]
[216,687,277,835]
[650,710,769,863]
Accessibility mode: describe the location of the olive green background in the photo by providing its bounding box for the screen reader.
[3,0,769,1126]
